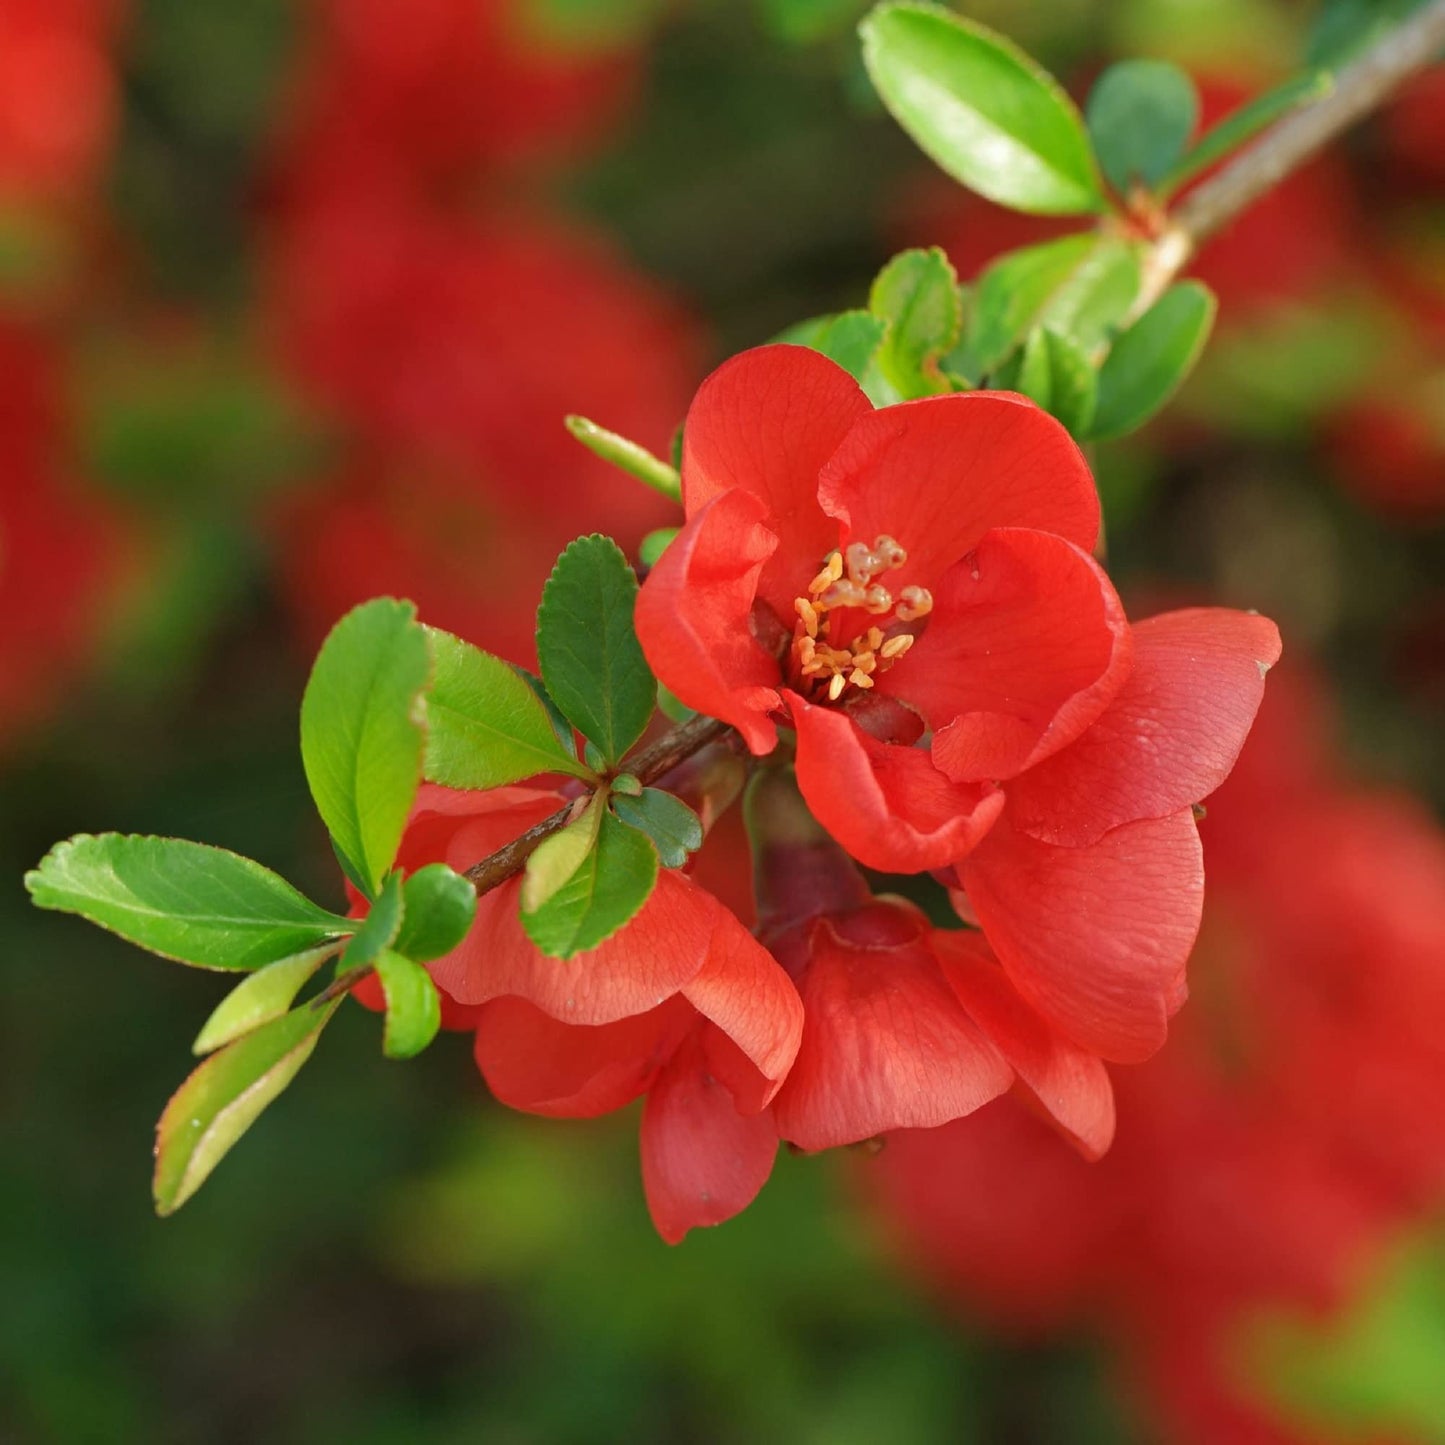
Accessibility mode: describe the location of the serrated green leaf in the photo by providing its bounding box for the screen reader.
[775,311,889,385]
[521,800,603,914]
[192,946,336,1054]
[521,809,659,960]
[1013,328,1097,437]
[338,870,404,970]
[517,666,582,762]
[611,788,704,869]
[154,999,340,1214]
[424,628,592,790]
[951,234,1094,379]
[25,833,350,971]
[1086,60,1199,194]
[860,2,1104,216]
[394,863,476,962]
[564,415,681,502]
[1090,282,1217,440]
[299,597,431,897]
[1158,71,1332,197]
[869,247,962,398]
[374,950,442,1060]
[536,536,656,767]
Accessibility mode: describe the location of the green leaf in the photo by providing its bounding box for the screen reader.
[776,311,889,385]
[517,666,582,762]
[951,234,1094,379]
[536,536,657,767]
[521,808,659,960]
[564,415,681,503]
[520,801,603,914]
[868,247,962,397]
[1013,328,1097,436]
[192,946,335,1054]
[394,863,477,962]
[373,950,442,1060]
[1159,72,1332,197]
[1085,60,1199,194]
[639,527,679,568]
[1090,281,1217,440]
[1035,238,1142,353]
[611,788,704,869]
[338,870,404,970]
[154,999,340,1214]
[860,2,1104,216]
[424,628,593,789]
[299,597,431,897]
[25,833,349,971]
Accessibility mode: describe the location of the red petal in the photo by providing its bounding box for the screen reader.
[634,486,782,755]
[681,344,871,616]
[1005,608,1284,845]
[429,870,715,1022]
[817,392,1099,600]
[790,690,1004,872]
[473,995,695,1117]
[932,929,1115,1159]
[641,1026,781,1244]
[881,528,1131,780]
[402,786,565,877]
[773,919,1013,1150]
[679,901,804,1111]
[961,809,1203,1063]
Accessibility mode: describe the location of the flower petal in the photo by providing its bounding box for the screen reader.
[641,1026,781,1244]
[773,919,1014,1151]
[681,344,871,616]
[473,995,695,1117]
[635,485,782,755]
[932,929,1115,1159]
[882,527,1131,781]
[790,690,1004,872]
[1005,608,1283,845]
[430,870,715,1023]
[680,901,804,1111]
[817,392,1099,598]
[961,809,1203,1063]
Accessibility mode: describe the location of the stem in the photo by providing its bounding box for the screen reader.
[1136,0,1445,314]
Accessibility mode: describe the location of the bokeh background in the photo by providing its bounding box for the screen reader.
[2,1,1443,1441]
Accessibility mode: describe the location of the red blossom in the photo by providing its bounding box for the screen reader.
[637,344,1280,1062]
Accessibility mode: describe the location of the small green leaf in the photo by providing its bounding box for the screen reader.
[639,528,678,568]
[1012,328,1098,437]
[374,950,442,1060]
[521,801,603,914]
[951,234,1094,379]
[775,311,889,385]
[154,999,340,1214]
[1159,72,1332,197]
[1086,60,1199,194]
[564,415,681,502]
[394,863,476,962]
[657,682,694,725]
[25,834,349,971]
[338,871,404,970]
[424,628,593,789]
[611,773,643,797]
[868,247,963,398]
[192,947,335,1054]
[536,536,657,767]
[300,597,431,896]
[1090,281,1217,440]
[517,667,582,762]
[860,2,1104,215]
[521,809,659,960]
[611,788,704,869]
[1036,238,1142,354]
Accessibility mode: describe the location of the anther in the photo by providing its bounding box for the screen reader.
[845,541,878,583]
[809,552,844,595]
[863,584,894,614]
[827,673,847,702]
[822,579,867,609]
[873,534,907,569]
[795,597,820,637]
[880,634,914,660]
[895,585,933,622]
[848,669,874,690]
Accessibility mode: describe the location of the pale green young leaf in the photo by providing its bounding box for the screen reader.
[775,311,889,386]
[374,949,443,1060]
[338,870,404,970]
[25,833,350,971]
[1013,328,1098,437]
[564,415,681,503]
[521,801,603,914]
[394,863,476,962]
[868,247,962,397]
[192,947,336,1054]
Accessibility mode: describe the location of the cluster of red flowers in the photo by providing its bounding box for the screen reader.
[860,664,1445,1443]
[362,343,1280,1242]
[263,0,700,664]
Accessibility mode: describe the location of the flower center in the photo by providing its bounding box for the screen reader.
[789,534,932,703]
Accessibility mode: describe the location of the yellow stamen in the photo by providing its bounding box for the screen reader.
[827,673,847,702]
[848,669,874,690]
[896,585,933,622]
[808,551,844,594]
[880,633,914,660]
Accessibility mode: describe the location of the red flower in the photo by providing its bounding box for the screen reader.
[371,785,805,1244]
[636,344,1280,1062]
[768,895,1114,1157]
